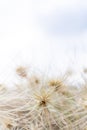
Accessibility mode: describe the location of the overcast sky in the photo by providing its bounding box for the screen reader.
[0,0,87,84]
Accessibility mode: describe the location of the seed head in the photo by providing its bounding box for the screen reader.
[16,66,28,78]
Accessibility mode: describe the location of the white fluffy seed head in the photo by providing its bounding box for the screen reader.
[0,66,87,129]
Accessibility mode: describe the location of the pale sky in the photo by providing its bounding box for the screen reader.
[0,0,87,84]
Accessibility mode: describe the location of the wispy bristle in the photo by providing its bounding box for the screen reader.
[0,66,86,130]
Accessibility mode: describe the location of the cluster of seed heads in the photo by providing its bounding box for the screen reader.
[0,66,87,130]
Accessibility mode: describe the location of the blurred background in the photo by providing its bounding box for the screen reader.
[0,0,87,85]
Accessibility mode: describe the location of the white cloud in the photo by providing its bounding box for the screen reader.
[32,0,87,15]
[32,0,87,35]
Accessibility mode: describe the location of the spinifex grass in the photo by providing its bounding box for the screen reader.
[0,66,86,130]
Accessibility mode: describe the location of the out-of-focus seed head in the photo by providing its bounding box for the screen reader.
[16,66,28,78]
